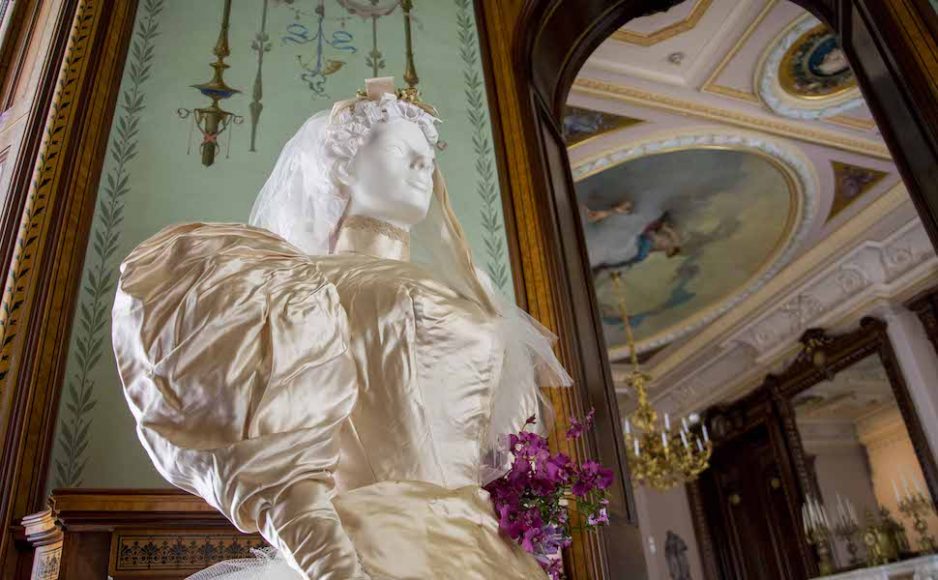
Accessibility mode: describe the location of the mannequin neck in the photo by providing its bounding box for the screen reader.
[334,215,411,261]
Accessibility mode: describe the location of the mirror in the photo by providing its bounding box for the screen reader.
[794,352,938,565]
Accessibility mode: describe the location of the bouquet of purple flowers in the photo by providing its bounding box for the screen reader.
[484,410,614,579]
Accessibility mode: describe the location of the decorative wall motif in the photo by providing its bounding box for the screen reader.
[827,160,888,222]
[52,0,164,489]
[114,533,266,572]
[563,106,642,146]
[47,0,511,489]
[455,0,508,291]
[574,131,819,356]
[665,531,692,580]
[758,16,863,120]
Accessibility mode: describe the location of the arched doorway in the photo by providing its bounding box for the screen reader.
[477,1,938,578]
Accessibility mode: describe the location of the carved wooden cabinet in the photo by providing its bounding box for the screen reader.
[16,490,265,580]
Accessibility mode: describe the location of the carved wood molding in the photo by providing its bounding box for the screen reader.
[693,317,938,578]
[22,510,63,580]
[19,490,266,579]
[0,1,138,576]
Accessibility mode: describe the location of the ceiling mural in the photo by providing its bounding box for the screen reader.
[563,106,643,146]
[566,0,931,417]
[577,145,799,356]
[827,160,888,222]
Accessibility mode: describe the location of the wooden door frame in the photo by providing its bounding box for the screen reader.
[475,0,938,577]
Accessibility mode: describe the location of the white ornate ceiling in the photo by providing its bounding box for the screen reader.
[565,0,938,415]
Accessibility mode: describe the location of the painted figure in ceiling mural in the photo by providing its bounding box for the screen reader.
[587,205,683,272]
[579,147,793,347]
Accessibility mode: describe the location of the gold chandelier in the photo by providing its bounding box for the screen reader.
[610,272,712,491]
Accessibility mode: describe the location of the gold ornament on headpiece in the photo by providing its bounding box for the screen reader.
[353,0,438,117]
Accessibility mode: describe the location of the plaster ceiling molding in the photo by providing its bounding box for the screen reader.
[731,219,936,362]
[756,15,863,120]
[612,0,712,47]
[573,129,820,355]
[571,78,891,159]
[647,342,759,410]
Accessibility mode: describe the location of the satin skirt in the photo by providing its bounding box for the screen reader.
[190,481,546,580]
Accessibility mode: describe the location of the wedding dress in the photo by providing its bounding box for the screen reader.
[112,89,569,579]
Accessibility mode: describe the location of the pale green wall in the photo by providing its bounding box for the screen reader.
[48,0,510,489]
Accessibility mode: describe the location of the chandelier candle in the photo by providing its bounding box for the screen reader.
[611,272,711,491]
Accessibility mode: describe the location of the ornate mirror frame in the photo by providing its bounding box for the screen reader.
[689,318,938,579]
[768,319,938,503]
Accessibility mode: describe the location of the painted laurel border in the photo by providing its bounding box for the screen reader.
[757,15,863,120]
[573,130,821,355]
[52,0,164,488]
[454,0,509,291]
[0,2,98,386]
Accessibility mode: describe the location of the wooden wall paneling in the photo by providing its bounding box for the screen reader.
[0,0,934,579]
[0,0,74,413]
[0,1,138,576]
[0,0,44,110]
[21,490,266,580]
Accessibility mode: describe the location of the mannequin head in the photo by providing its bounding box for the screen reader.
[343,118,436,229]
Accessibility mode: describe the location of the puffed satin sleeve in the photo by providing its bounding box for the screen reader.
[112,223,369,580]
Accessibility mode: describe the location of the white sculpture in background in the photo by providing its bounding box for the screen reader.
[111,78,569,580]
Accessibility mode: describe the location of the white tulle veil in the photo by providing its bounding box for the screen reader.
[248,91,571,484]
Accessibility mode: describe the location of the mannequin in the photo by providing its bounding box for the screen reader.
[112,86,568,580]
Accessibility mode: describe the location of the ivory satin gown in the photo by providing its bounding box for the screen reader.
[113,221,547,579]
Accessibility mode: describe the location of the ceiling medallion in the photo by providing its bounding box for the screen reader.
[758,16,863,120]
[779,24,855,99]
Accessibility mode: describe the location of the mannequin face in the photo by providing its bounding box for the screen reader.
[345,118,435,229]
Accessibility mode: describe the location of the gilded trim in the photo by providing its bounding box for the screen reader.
[0,1,100,385]
[611,0,712,47]
[701,0,778,99]
[825,114,878,131]
[701,83,761,103]
[572,77,891,159]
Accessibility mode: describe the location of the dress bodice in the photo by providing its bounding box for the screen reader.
[316,254,507,490]
[112,222,546,579]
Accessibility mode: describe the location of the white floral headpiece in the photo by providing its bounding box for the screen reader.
[324,93,440,188]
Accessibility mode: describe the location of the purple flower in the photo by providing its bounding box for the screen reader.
[485,409,612,579]
[587,507,609,527]
[546,557,564,580]
[565,408,596,439]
